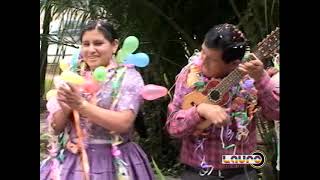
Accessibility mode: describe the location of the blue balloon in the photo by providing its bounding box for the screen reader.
[70,49,80,72]
[124,53,150,67]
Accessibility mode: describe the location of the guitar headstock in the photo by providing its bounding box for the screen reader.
[253,27,280,61]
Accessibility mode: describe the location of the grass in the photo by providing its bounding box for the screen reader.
[151,157,166,180]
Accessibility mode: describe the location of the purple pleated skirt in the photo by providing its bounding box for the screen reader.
[40,142,155,180]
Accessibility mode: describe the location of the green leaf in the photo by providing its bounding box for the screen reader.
[151,157,166,180]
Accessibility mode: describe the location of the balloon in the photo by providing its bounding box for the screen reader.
[82,79,100,94]
[60,71,85,85]
[46,89,57,100]
[59,59,70,71]
[124,53,149,67]
[93,66,107,82]
[70,49,80,72]
[53,76,68,89]
[122,36,139,53]
[116,49,130,64]
[46,97,60,113]
[140,84,168,100]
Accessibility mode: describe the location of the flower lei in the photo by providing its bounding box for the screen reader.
[106,65,130,180]
[186,50,207,90]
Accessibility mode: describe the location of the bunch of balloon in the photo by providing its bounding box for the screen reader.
[46,50,108,111]
[45,49,109,180]
[116,36,150,67]
[46,57,86,112]
[115,36,168,101]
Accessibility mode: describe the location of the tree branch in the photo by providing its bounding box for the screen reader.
[229,0,241,19]
[139,0,198,51]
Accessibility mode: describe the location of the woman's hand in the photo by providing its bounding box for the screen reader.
[57,83,85,111]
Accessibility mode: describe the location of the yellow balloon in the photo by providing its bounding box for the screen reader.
[59,59,70,71]
[46,89,57,100]
[60,71,85,85]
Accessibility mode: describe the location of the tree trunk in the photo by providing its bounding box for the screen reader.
[40,1,52,106]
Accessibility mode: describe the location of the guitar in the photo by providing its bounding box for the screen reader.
[182,28,279,112]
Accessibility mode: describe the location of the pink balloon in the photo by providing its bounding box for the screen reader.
[141,84,168,100]
[82,79,100,94]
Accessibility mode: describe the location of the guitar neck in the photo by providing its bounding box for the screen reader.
[215,51,261,94]
[205,27,279,103]
[215,68,243,94]
[254,46,269,64]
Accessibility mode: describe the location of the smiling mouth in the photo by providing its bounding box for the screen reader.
[88,57,98,59]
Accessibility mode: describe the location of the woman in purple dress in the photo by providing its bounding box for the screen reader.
[40,20,155,180]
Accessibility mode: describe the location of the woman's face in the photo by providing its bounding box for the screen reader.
[81,29,118,70]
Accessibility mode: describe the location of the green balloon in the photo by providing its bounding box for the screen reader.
[93,66,107,82]
[122,36,139,53]
[116,49,130,64]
